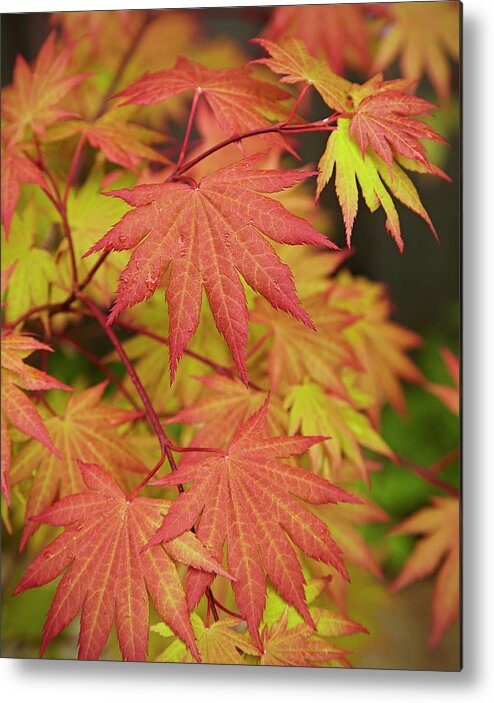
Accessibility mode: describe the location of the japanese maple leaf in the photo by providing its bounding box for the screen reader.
[260,577,367,666]
[86,153,335,384]
[2,32,89,142]
[317,117,443,251]
[114,56,291,144]
[263,4,373,76]
[252,37,351,113]
[153,613,258,664]
[111,297,232,414]
[251,293,359,397]
[286,381,394,484]
[259,610,350,667]
[14,462,231,661]
[1,331,70,505]
[424,347,459,415]
[3,205,59,323]
[330,272,423,419]
[348,76,447,174]
[10,382,146,548]
[167,374,286,456]
[148,400,358,647]
[1,261,16,300]
[316,495,389,583]
[1,138,47,236]
[391,496,459,648]
[372,1,460,103]
[49,107,170,171]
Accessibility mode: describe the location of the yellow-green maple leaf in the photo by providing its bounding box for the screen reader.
[317,118,437,251]
[153,613,258,664]
[285,381,393,483]
[2,206,58,323]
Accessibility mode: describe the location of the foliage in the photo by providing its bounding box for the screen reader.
[1,5,460,667]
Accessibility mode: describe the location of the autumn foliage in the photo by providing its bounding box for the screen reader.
[1,4,460,668]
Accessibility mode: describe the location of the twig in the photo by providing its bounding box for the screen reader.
[59,332,140,409]
[63,133,86,208]
[78,293,180,497]
[211,595,242,619]
[396,455,459,497]
[6,252,109,330]
[175,114,341,177]
[93,12,153,120]
[176,88,201,170]
[206,589,220,623]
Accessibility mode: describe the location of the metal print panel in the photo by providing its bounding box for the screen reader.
[1,1,461,671]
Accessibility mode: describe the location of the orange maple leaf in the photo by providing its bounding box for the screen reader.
[10,382,147,549]
[372,1,460,104]
[14,462,231,661]
[149,400,358,647]
[86,154,335,384]
[115,56,291,144]
[1,138,47,236]
[391,496,460,648]
[1,331,71,505]
[264,4,373,76]
[2,32,89,141]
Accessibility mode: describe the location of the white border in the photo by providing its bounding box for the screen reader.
[2,1,494,701]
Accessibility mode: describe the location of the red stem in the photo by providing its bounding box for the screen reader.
[280,83,310,126]
[206,589,220,623]
[127,455,166,503]
[113,318,244,382]
[396,455,459,497]
[176,89,201,170]
[59,332,140,409]
[63,133,86,208]
[246,331,271,361]
[168,443,226,456]
[211,595,242,619]
[175,116,340,176]
[430,448,459,475]
[79,293,179,495]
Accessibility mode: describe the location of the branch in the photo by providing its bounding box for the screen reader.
[78,293,179,496]
[113,318,262,389]
[59,331,140,410]
[176,88,201,170]
[396,455,459,498]
[175,114,340,177]
[62,133,86,208]
[93,12,153,120]
[33,135,79,287]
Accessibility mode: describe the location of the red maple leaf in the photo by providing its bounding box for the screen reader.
[114,56,291,143]
[1,139,47,236]
[14,462,231,661]
[86,154,335,384]
[49,107,170,172]
[1,331,71,505]
[2,31,89,142]
[166,374,286,455]
[348,76,447,173]
[264,3,373,76]
[148,400,358,647]
[10,382,147,549]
